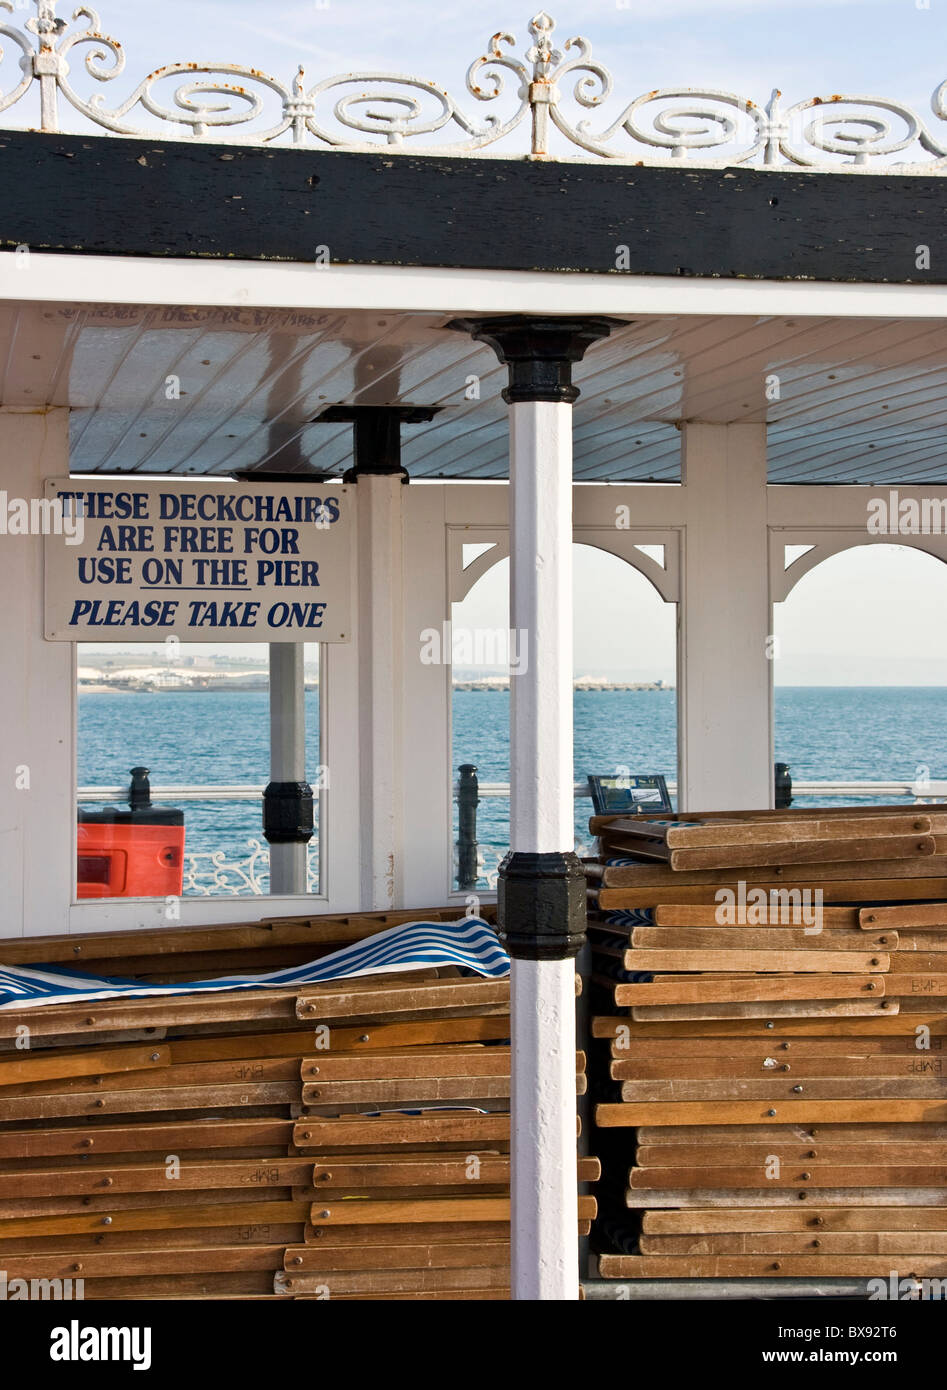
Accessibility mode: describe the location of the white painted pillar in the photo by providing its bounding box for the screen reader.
[450,314,616,1302]
[267,642,308,894]
[508,399,579,1301]
[355,473,405,910]
[402,486,453,908]
[0,408,73,936]
[679,422,772,811]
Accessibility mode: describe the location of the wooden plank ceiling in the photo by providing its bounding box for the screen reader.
[0,303,945,485]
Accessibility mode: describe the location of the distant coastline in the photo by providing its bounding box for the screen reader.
[79,674,672,694]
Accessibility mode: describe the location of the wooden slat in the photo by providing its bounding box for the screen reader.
[625,1000,896,1022]
[635,1142,947,1166]
[638,1232,947,1254]
[0,1043,171,1087]
[0,1118,295,1160]
[0,1245,289,1279]
[599,1254,947,1277]
[612,1056,945,1080]
[629,928,896,951]
[623,1187,947,1208]
[0,1081,299,1121]
[591,805,943,834]
[596,1100,947,1126]
[635,1123,947,1144]
[307,1196,597,1225]
[0,991,302,1038]
[598,877,947,907]
[300,1221,512,1244]
[0,1200,311,1240]
[295,979,510,1020]
[0,907,474,965]
[893,933,947,951]
[666,834,935,872]
[301,1077,515,1105]
[169,1017,511,1063]
[3,1055,302,1099]
[621,949,888,973]
[282,1240,509,1271]
[861,904,947,930]
[614,976,885,1006]
[594,1011,938,1038]
[612,1037,939,1057]
[292,1115,514,1149]
[641,815,932,849]
[276,1265,508,1293]
[641,1206,947,1233]
[0,1158,314,1200]
[885,973,947,995]
[299,1048,523,1081]
[0,1224,304,1256]
[629,1165,947,1188]
[619,1077,947,1101]
[652,904,860,928]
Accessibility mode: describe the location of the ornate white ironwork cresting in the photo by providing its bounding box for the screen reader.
[1,2,945,171]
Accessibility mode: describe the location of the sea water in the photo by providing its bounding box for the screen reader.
[77,686,946,892]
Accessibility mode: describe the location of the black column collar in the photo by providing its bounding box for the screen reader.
[314,405,441,484]
[447,315,625,404]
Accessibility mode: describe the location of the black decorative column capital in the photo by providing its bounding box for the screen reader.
[497,850,587,961]
[314,405,441,484]
[263,782,314,845]
[447,315,624,404]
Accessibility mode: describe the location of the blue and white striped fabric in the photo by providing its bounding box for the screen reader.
[0,916,510,1011]
[601,908,654,928]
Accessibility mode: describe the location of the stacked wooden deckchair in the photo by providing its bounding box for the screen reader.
[0,909,595,1300]
[587,806,947,1285]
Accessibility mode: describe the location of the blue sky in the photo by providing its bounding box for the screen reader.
[64,1,943,114]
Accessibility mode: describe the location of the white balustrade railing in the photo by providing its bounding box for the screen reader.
[79,780,947,804]
[77,776,946,895]
[1,5,944,172]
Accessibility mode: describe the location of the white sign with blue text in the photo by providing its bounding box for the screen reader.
[44,480,352,642]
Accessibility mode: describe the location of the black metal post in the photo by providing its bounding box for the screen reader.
[775,761,793,809]
[456,763,480,891]
[128,766,151,810]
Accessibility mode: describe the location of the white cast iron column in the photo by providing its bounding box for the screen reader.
[266,642,310,894]
[679,422,772,811]
[355,469,406,910]
[450,316,620,1300]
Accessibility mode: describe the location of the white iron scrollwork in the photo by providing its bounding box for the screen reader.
[0,3,943,171]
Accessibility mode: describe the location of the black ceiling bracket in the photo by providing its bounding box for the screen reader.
[314,405,442,484]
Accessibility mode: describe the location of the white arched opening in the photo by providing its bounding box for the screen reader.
[450,542,677,887]
[772,542,947,805]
